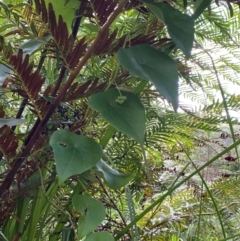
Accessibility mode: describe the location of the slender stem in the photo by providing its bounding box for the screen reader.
[0,0,128,196]
[176,138,226,238]
[12,48,47,133]
[11,232,21,241]
[51,66,66,96]
[203,47,239,162]
[96,176,128,228]
[11,98,28,132]
[37,48,47,72]
[24,118,40,145]
[51,3,83,97]
[150,201,240,229]
[37,165,75,229]
[114,139,240,240]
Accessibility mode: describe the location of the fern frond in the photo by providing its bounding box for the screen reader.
[89,0,118,26]
[0,125,18,161]
[34,0,87,70]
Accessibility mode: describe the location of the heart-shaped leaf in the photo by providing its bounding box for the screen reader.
[117,44,178,111]
[85,232,114,241]
[49,130,102,185]
[88,88,146,145]
[141,0,194,58]
[72,195,106,238]
[95,159,134,189]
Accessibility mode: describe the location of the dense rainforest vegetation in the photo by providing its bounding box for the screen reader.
[0,0,240,240]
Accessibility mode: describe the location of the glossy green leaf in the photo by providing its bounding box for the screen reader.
[192,0,212,19]
[95,159,134,189]
[141,0,194,58]
[117,44,178,111]
[84,23,98,33]
[62,228,74,241]
[0,118,25,127]
[72,195,105,238]
[49,130,102,185]
[85,232,114,241]
[45,0,80,29]
[0,64,11,84]
[88,88,146,145]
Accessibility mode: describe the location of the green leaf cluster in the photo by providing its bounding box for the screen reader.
[0,0,240,240]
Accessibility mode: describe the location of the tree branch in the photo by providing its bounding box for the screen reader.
[0,0,128,196]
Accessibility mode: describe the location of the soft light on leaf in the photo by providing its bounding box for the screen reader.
[88,88,146,145]
[141,0,194,58]
[45,0,80,29]
[95,159,134,189]
[117,44,179,111]
[72,195,106,238]
[83,23,98,33]
[49,130,102,185]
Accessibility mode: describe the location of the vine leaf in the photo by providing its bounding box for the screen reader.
[85,232,114,241]
[49,130,102,185]
[192,0,212,19]
[88,88,146,145]
[95,159,134,189]
[72,195,106,239]
[117,44,179,111]
[141,0,194,58]
[44,0,80,29]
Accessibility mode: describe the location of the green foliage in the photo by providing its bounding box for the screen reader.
[88,88,146,145]
[193,0,213,19]
[62,228,74,241]
[117,44,179,111]
[19,36,51,56]
[49,130,102,185]
[95,159,135,189]
[0,0,240,240]
[84,232,115,241]
[44,0,80,29]
[141,0,195,58]
[72,194,106,238]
